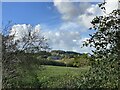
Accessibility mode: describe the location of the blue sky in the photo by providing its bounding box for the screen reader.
[3,2,62,28]
[2,1,102,53]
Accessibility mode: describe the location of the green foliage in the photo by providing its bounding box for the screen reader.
[73,54,90,67]
[61,58,75,67]
[3,62,90,89]
[82,2,120,88]
[2,52,20,88]
[73,58,88,67]
[2,49,90,88]
[60,54,90,67]
[2,53,42,88]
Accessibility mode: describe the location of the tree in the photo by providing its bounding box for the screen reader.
[5,24,50,53]
[2,23,50,88]
[82,1,120,88]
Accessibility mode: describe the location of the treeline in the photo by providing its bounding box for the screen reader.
[8,50,91,68]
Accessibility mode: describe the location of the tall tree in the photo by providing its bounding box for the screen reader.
[82,1,120,88]
[2,23,50,88]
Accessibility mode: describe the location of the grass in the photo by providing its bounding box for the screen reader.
[36,65,90,88]
[9,64,90,88]
[39,65,89,76]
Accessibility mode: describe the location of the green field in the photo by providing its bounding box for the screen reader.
[37,65,89,88]
[16,65,90,88]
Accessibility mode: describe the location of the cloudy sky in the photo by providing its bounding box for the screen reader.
[2,0,118,53]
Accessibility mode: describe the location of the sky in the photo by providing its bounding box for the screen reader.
[2,0,118,53]
[3,2,62,28]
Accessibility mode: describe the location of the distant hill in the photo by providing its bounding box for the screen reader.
[37,50,83,60]
[51,50,82,55]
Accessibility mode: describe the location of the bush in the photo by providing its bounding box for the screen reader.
[61,55,90,67]
[62,58,75,67]
[73,57,89,67]
[2,52,44,88]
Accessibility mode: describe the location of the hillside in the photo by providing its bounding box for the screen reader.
[37,50,87,61]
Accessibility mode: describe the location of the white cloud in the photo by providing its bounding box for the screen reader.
[42,22,93,53]
[86,4,103,15]
[53,1,102,28]
[104,0,118,14]
[54,1,93,23]
[9,24,42,41]
[53,0,118,28]
[43,30,80,52]
[34,24,41,32]
[54,1,79,21]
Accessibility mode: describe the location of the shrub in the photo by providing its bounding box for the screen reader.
[73,57,89,67]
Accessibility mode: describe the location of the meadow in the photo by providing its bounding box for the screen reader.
[37,65,90,88]
[13,63,90,88]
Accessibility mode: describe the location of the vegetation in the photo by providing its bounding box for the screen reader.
[59,53,90,67]
[82,1,119,88]
[3,64,90,88]
[2,24,49,88]
[1,1,119,89]
[37,65,89,88]
[2,26,90,88]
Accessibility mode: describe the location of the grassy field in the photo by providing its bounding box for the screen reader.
[11,65,90,88]
[36,65,90,88]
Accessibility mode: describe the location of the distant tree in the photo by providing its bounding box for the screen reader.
[82,1,120,88]
[73,54,90,67]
